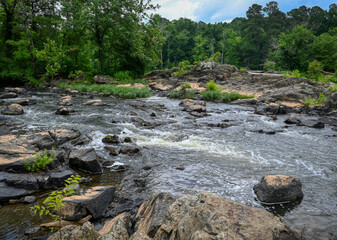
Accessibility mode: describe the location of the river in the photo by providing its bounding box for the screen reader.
[0,91,336,239]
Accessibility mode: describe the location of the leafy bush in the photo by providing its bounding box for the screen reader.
[206,80,221,91]
[201,90,222,101]
[308,60,323,81]
[264,61,277,71]
[328,84,337,93]
[114,71,134,83]
[184,90,195,99]
[169,90,181,99]
[30,175,81,231]
[292,69,303,78]
[304,93,327,106]
[180,82,191,90]
[24,149,55,172]
[173,60,192,77]
[169,89,195,99]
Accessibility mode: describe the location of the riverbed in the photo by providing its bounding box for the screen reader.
[0,91,336,239]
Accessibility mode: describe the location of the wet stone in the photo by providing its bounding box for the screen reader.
[102,135,120,144]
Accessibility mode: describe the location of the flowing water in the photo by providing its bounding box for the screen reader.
[0,91,336,239]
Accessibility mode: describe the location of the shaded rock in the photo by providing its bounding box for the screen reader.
[131,192,303,240]
[4,172,39,190]
[285,113,302,125]
[119,147,140,156]
[69,148,103,174]
[104,146,118,156]
[0,182,32,203]
[71,134,92,146]
[43,168,75,189]
[94,75,112,84]
[99,212,130,239]
[23,196,36,204]
[132,193,175,239]
[4,87,27,94]
[254,175,303,204]
[285,114,325,129]
[49,129,81,145]
[59,185,116,220]
[301,120,325,129]
[0,92,18,99]
[102,135,120,144]
[83,99,109,106]
[2,103,24,115]
[55,106,75,115]
[24,226,41,235]
[47,221,100,240]
[58,95,73,106]
[8,98,37,106]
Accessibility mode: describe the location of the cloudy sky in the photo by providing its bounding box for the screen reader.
[151,0,334,23]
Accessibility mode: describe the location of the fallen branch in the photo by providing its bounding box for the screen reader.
[40,215,92,228]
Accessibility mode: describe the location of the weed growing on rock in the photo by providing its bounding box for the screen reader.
[304,93,327,106]
[24,149,55,172]
[180,82,191,90]
[30,175,81,232]
[206,80,221,91]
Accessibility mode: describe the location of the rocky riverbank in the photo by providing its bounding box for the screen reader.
[0,78,336,239]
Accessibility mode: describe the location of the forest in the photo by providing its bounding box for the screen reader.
[0,0,336,85]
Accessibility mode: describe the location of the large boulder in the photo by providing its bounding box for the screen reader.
[131,192,303,240]
[99,212,130,239]
[69,148,103,174]
[253,175,303,204]
[59,185,116,220]
[58,95,73,106]
[2,103,24,115]
[47,221,100,240]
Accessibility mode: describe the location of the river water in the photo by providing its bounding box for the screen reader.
[0,91,336,239]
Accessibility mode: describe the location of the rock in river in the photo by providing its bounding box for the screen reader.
[102,135,120,144]
[69,148,103,174]
[59,185,116,220]
[55,106,75,115]
[253,175,303,204]
[58,95,73,106]
[2,103,24,115]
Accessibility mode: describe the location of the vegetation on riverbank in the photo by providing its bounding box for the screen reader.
[57,83,152,99]
[304,93,327,106]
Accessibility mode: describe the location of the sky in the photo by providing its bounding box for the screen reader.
[151,0,335,23]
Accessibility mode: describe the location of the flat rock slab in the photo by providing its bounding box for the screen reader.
[83,99,109,106]
[60,185,116,220]
[49,129,81,145]
[0,182,32,203]
[69,148,103,174]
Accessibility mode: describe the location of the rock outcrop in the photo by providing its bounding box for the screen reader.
[130,192,304,240]
[69,148,103,174]
[253,175,303,204]
[59,185,116,220]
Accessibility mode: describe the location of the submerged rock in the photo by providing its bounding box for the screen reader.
[253,175,303,204]
[59,185,116,220]
[104,146,118,156]
[102,135,120,144]
[69,148,103,174]
[119,147,140,156]
[131,192,303,240]
[2,103,24,115]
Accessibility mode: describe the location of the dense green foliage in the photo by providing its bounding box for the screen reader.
[1,1,336,85]
[153,2,337,73]
[31,175,81,231]
[58,83,152,99]
[24,149,55,172]
[304,93,327,106]
[0,0,163,85]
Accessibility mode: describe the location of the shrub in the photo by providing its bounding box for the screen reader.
[304,93,327,106]
[206,80,220,91]
[169,89,195,99]
[173,60,192,77]
[184,90,195,99]
[169,90,181,99]
[292,69,303,78]
[180,82,191,90]
[283,72,291,77]
[308,60,323,81]
[201,90,222,101]
[264,61,277,71]
[114,71,134,82]
[24,149,55,172]
[30,175,81,232]
[328,84,337,93]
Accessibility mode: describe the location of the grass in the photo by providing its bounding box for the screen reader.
[57,82,152,99]
[169,89,195,99]
[304,93,327,106]
[201,90,254,102]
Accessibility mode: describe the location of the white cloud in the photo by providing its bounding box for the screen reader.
[152,0,200,20]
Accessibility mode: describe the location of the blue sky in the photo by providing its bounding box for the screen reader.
[152,0,334,23]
